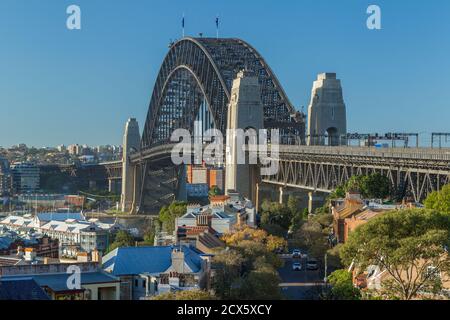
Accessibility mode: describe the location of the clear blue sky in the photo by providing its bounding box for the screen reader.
[1,0,449,147]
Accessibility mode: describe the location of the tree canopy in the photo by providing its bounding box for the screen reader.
[107,230,135,253]
[208,185,223,197]
[158,201,187,233]
[340,209,450,300]
[341,173,391,199]
[213,227,285,300]
[326,269,361,300]
[424,184,450,213]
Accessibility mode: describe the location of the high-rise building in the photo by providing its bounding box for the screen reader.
[11,162,40,194]
[67,144,80,155]
[0,157,12,196]
[57,145,67,153]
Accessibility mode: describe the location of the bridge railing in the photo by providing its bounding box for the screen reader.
[276,145,450,161]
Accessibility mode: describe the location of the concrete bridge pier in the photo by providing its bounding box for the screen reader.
[121,118,141,213]
[108,179,121,194]
[225,70,264,203]
[308,191,325,214]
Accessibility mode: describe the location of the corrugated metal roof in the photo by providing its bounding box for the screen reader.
[0,278,50,300]
[1,272,119,292]
[37,212,85,222]
[102,245,203,276]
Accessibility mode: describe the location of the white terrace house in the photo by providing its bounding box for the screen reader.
[0,213,120,255]
[176,194,256,235]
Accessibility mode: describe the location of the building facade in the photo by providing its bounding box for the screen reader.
[102,245,209,300]
[11,162,40,193]
[0,157,12,196]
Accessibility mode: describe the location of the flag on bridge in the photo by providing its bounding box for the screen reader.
[182,13,185,37]
[216,15,219,38]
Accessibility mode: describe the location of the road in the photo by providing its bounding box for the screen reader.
[278,255,325,300]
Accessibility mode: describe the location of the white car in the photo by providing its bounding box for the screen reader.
[306,258,319,270]
[292,262,302,271]
[292,249,302,258]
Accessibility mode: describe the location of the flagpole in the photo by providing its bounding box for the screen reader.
[182,13,185,38]
[216,15,219,39]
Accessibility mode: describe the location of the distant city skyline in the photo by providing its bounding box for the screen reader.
[1,0,450,147]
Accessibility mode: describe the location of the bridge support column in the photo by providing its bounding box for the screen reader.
[308,192,325,214]
[279,187,284,204]
[255,183,260,213]
[130,164,141,214]
[108,179,121,194]
[225,70,264,201]
[120,118,141,213]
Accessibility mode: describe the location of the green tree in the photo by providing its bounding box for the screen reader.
[158,201,187,233]
[213,227,285,300]
[287,195,300,216]
[424,184,450,213]
[327,269,361,300]
[329,185,345,199]
[293,219,328,259]
[238,265,283,300]
[341,209,450,300]
[342,173,391,199]
[142,219,161,245]
[260,201,293,231]
[107,230,135,252]
[262,223,286,237]
[208,185,223,197]
[212,250,245,299]
[326,244,344,271]
[364,173,391,199]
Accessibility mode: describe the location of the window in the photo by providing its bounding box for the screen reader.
[142,279,146,288]
[135,279,138,287]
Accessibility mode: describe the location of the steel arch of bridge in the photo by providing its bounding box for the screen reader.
[141,37,305,149]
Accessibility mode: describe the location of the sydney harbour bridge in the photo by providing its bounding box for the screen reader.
[92,37,450,214]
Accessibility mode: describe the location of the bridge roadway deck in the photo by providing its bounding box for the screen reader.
[123,143,450,164]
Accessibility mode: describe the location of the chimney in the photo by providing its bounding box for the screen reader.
[171,248,185,273]
[77,252,89,263]
[24,248,36,262]
[91,249,102,265]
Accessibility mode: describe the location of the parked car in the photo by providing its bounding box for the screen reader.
[306,258,319,270]
[292,262,302,271]
[292,249,302,258]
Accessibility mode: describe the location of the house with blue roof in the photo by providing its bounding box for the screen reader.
[0,261,120,300]
[0,277,50,300]
[102,245,209,300]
